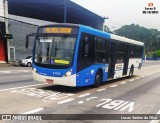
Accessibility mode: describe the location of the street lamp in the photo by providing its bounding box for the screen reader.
[104,17,109,20]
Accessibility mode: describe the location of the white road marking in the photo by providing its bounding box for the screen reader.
[135,77,140,80]
[11,88,74,102]
[149,73,153,75]
[110,85,118,88]
[20,70,30,73]
[0,83,47,92]
[86,97,98,101]
[120,82,127,85]
[21,76,32,78]
[0,75,31,78]
[0,70,31,74]
[97,88,106,92]
[4,71,11,73]
[120,102,135,112]
[0,70,32,75]
[78,101,84,104]
[102,100,125,110]
[78,93,91,98]
[150,110,160,123]
[114,101,129,110]
[96,99,112,107]
[0,71,11,74]
[96,98,135,112]
[22,108,44,114]
[57,98,75,104]
[152,72,157,74]
[129,79,135,81]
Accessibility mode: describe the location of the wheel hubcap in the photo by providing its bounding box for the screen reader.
[96,74,101,83]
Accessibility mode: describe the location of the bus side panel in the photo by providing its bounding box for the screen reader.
[76,64,109,87]
[114,63,124,79]
[127,58,142,75]
[71,28,82,75]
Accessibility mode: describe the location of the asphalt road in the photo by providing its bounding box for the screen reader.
[0,67,41,90]
[0,61,160,123]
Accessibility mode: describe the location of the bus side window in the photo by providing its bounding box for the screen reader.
[116,43,125,63]
[84,36,89,56]
[77,32,95,72]
[95,37,109,63]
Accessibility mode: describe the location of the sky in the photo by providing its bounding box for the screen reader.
[71,0,160,31]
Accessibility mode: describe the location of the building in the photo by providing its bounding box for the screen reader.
[0,0,9,63]
[8,15,55,60]
[5,0,105,62]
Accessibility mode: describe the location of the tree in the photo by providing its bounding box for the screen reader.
[103,25,113,33]
[114,24,160,51]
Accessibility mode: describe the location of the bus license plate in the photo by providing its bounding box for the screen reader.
[46,79,54,84]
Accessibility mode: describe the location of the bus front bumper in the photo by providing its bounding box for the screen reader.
[32,71,77,87]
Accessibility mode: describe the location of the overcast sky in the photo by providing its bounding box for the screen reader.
[71,0,160,31]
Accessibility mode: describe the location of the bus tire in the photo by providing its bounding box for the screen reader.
[129,66,134,77]
[94,70,102,88]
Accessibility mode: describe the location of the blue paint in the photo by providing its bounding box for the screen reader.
[33,64,72,77]
[80,25,111,39]
[76,64,109,87]
[32,24,144,87]
[32,25,112,87]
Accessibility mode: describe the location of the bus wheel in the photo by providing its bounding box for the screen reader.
[129,66,134,77]
[94,70,102,88]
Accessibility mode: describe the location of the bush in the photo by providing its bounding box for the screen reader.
[154,50,160,57]
[147,51,154,58]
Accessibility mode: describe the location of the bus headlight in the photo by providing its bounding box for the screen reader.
[63,69,72,77]
[33,68,37,72]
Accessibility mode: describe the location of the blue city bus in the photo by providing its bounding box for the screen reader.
[26,24,144,87]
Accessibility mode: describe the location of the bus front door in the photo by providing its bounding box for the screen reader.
[108,42,117,79]
[123,45,130,75]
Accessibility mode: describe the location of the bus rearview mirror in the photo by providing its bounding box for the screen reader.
[26,36,29,49]
[26,33,36,49]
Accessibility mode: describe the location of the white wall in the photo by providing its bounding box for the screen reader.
[0,0,4,21]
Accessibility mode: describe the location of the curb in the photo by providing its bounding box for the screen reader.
[0,63,16,67]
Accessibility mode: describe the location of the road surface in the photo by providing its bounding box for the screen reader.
[0,61,160,123]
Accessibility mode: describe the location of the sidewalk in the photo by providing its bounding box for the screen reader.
[0,63,15,67]
[144,60,160,63]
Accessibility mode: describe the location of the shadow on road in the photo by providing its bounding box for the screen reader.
[38,75,137,94]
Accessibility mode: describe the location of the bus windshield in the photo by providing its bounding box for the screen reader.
[34,34,77,67]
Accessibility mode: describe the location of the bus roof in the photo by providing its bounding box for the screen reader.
[38,23,144,46]
[80,25,144,46]
[110,34,144,46]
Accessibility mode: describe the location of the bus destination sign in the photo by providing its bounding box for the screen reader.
[42,27,78,34]
[45,27,72,33]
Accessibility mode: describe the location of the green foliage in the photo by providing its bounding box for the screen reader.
[104,25,113,33]
[114,24,160,51]
[154,50,160,57]
[147,52,154,58]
